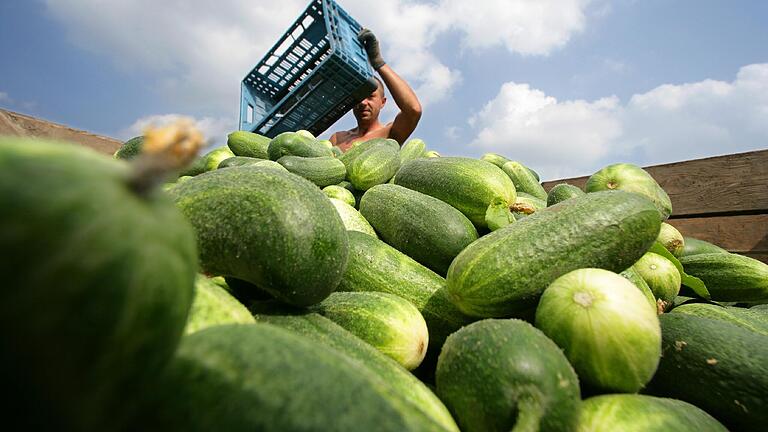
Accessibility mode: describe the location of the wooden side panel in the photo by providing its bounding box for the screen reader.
[541,149,768,216]
[0,109,122,155]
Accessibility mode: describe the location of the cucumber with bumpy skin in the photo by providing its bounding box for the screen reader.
[170,166,348,307]
[447,191,661,318]
[436,319,581,432]
[323,185,356,207]
[576,394,727,432]
[360,184,478,275]
[502,161,547,201]
[586,163,672,220]
[679,253,768,302]
[546,183,584,206]
[394,157,516,230]
[680,236,728,256]
[337,231,475,351]
[184,276,254,334]
[227,131,270,159]
[647,313,768,430]
[348,144,401,190]
[277,155,346,187]
[309,291,429,370]
[329,198,378,238]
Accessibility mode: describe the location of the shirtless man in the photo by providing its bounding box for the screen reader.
[330,29,422,152]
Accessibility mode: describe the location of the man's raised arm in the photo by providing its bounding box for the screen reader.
[358,29,422,144]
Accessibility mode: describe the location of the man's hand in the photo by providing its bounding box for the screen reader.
[358,28,385,70]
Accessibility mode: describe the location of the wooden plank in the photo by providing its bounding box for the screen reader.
[666,214,768,255]
[541,149,768,216]
[0,109,121,155]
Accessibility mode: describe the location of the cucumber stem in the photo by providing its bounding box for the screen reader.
[511,395,545,432]
[128,119,204,195]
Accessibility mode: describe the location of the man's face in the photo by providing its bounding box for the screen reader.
[353,86,386,123]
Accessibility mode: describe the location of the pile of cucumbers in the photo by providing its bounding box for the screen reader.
[1,128,766,431]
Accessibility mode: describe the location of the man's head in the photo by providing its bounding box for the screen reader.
[353,77,386,124]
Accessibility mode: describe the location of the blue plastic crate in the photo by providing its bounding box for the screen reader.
[239,0,377,138]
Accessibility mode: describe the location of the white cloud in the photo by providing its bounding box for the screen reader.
[118,114,234,150]
[469,63,768,180]
[441,0,595,55]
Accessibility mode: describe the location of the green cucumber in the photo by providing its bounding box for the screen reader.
[447,191,661,318]
[670,302,768,336]
[331,145,343,157]
[576,394,727,432]
[203,146,235,172]
[479,152,509,168]
[360,184,478,275]
[323,184,356,207]
[546,183,584,206]
[227,130,270,159]
[251,159,287,171]
[309,291,429,370]
[484,196,514,231]
[143,324,454,431]
[276,155,346,187]
[400,138,426,163]
[251,311,459,431]
[114,135,144,160]
[348,144,401,190]
[586,163,672,220]
[501,161,547,201]
[633,252,681,312]
[267,131,332,160]
[394,157,516,229]
[337,231,475,351]
[184,276,255,334]
[647,313,768,430]
[436,319,580,432]
[339,138,399,169]
[679,253,768,301]
[170,166,349,307]
[424,150,441,158]
[0,138,196,430]
[658,222,685,256]
[620,266,658,313]
[535,269,661,393]
[329,198,378,238]
[680,236,728,256]
[217,156,264,169]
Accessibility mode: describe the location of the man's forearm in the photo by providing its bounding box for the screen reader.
[378,65,422,117]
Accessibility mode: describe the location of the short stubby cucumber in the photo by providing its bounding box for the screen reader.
[479,152,509,168]
[348,144,401,190]
[276,155,346,188]
[657,222,685,256]
[546,183,585,206]
[227,130,270,159]
[360,184,478,275]
[436,319,581,432]
[170,166,349,307]
[576,394,727,432]
[586,163,672,220]
[620,266,658,313]
[535,269,661,393]
[309,291,429,370]
[633,252,681,312]
[217,156,264,169]
[394,157,516,230]
[447,190,661,318]
[400,138,426,163]
[267,131,332,160]
[337,231,475,351]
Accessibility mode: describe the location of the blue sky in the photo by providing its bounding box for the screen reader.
[1,0,767,180]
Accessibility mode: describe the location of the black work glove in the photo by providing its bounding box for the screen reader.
[357,28,385,70]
